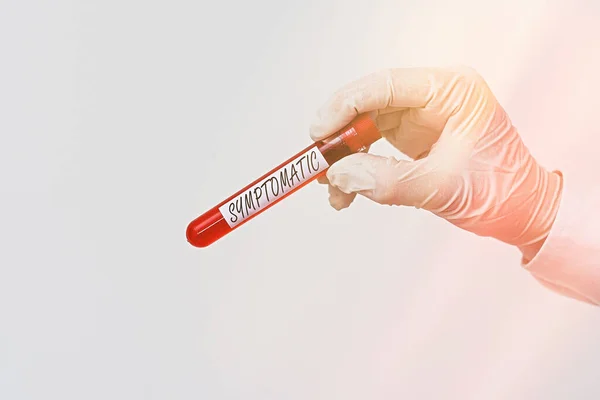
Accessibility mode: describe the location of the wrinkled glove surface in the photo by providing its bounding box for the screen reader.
[310,67,562,257]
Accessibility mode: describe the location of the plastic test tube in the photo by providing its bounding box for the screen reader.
[186,114,381,248]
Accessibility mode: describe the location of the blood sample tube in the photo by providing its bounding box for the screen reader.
[186,114,381,248]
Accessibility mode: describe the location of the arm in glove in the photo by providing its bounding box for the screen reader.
[309,67,596,303]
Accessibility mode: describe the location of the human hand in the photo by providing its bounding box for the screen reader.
[310,67,562,258]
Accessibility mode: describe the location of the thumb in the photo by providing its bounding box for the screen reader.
[326,152,450,210]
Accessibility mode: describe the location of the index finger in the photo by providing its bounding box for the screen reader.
[309,67,438,141]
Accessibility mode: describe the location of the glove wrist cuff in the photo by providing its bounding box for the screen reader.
[517,169,563,261]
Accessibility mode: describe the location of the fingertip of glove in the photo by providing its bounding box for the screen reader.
[330,200,347,211]
[309,123,326,141]
[329,193,353,211]
[309,116,340,141]
[309,108,356,141]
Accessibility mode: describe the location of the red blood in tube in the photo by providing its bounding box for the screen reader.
[186,114,381,248]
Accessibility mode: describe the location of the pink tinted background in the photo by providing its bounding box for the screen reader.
[1,0,600,399]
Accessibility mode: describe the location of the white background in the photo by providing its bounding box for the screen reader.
[2,0,600,399]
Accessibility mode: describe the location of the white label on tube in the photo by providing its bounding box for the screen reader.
[218,146,329,228]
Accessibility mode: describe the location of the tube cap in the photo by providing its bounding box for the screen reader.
[341,114,382,152]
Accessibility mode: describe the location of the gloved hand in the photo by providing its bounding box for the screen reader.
[310,67,563,260]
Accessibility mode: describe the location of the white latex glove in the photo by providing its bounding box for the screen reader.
[310,67,563,259]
